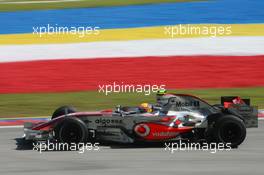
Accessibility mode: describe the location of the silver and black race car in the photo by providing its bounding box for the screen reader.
[23,93,258,148]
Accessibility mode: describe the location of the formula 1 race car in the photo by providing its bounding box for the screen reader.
[23,93,258,148]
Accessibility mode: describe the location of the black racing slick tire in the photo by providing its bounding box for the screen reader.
[213,115,246,148]
[54,117,88,144]
[51,106,77,119]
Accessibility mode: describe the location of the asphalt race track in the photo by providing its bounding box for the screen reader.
[0,121,263,175]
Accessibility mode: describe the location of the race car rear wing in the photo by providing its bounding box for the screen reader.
[221,96,258,128]
[221,96,250,107]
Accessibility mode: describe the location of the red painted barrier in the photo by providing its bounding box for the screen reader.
[0,55,264,93]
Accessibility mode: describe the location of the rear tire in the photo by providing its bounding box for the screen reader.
[213,115,246,148]
[51,106,76,119]
[54,117,88,144]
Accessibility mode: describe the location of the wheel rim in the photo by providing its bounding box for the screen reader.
[59,123,83,143]
[219,122,242,144]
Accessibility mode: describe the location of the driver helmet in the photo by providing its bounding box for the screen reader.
[140,103,153,113]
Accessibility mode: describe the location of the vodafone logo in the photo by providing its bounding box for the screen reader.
[134,124,150,137]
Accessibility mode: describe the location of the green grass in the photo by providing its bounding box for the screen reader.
[0,0,202,12]
[0,87,263,117]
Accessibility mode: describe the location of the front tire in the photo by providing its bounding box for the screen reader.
[51,106,77,119]
[54,117,88,144]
